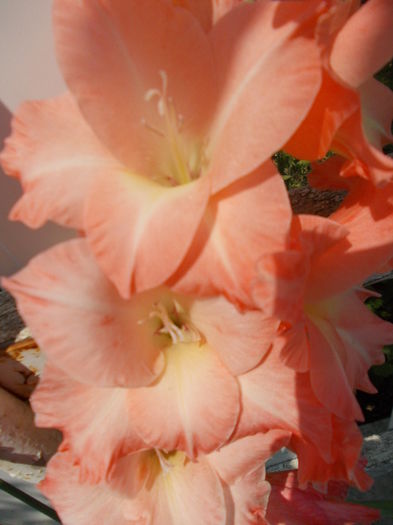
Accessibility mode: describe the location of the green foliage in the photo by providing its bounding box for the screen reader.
[272,151,310,189]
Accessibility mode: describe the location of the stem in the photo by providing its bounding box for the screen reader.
[0,478,60,522]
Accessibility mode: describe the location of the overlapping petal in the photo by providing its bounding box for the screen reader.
[171,162,292,307]
[31,362,144,482]
[39,452,128,525]
[330,0,393,88]
[187,294,278,376]
[85,170,211,297]
[291,417,372,490]
[2,240,165,388]
[208,1,322,191]
[127,342,240,458]
[235,348,332,463]
[0,93,122,229]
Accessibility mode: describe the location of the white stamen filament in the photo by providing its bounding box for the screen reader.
[155,449,172,475]
[142,70,197,186]
[141,301,202,345]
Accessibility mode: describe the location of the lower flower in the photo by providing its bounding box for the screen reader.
[40,431,289,525]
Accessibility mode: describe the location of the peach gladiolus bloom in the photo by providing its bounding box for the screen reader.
[4,239,280,479]
[39,431,289,525]
[253,213,393,421]
[0,0,321,298]
[285,0,393,186]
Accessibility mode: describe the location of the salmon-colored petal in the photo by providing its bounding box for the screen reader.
[209,431,290,485]
[128,342,240,458]
[189,295,279,376]
[171,163,292,308]
[308,180,393,299]
[228,468,270,525]
[208,1,322,191]
[85,171,210,297]
[360,78,393,148]
[236,349,332,462]
[276,323,310,373]
[121,453,227,525]
[267,470,380,525]
[306,318,363,421]
[291,417,371,490]
[253,213,348,321]
[39,452,128,525]
[308,290,391,407]
[330,0,393,87]
[298,214,349,258]
[53,0,215,173]
[333,109,393,186]
[32,363,144,482]
[252,250,307,323]
[285,71,358,161]
[174,0,241,32]
[2,239,165,388]
[315,0,360,51]
[0,94,121,229]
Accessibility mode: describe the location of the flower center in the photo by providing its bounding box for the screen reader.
[146,299,202,346]
[143,70,208,186]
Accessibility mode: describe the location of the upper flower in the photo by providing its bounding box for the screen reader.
[0,0,322,298]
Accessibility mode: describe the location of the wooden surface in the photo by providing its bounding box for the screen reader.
[0,289,24,351]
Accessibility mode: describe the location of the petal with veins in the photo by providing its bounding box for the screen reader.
[128,342,240,458]
[31,363,144,482]
[0,94,122,229]
[3,239,165,388]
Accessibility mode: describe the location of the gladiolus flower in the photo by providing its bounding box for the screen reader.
[3,238,280,478]
[0,0,321,298]
[252,213,393,420]
[39,431,289,525]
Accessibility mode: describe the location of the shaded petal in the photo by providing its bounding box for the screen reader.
[360,78,393,148]
[171,163,292,308]
[306,318,363,421]
[228,468,270,525]
[189,295,279,376]
[284,72,358,161]
[253,213,348,321]
[85,170,210,297]
[53,0,215,172]
[267,470,380,525]
[32,363,144,482]
[209,1,322,191]
[128,342,240,458]
[333,109,393,186]
[307,290,392,420]
[308,179,393,299]
[3,239,165,388]
[173,0,242,32]
[330,0,393,87]
[39,452,128,525]
[291,417,372,490]
[236,349,332,462]
[0,94,121,229]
